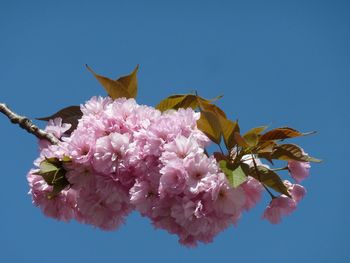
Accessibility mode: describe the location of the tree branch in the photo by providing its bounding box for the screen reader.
[0,102,59,144]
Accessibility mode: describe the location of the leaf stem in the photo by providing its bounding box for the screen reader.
[271,166,288,172]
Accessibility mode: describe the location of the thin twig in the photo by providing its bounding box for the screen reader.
[0,102,59,144]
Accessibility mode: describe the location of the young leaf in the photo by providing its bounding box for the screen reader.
[196,99,229,144]
[220,118,240,150]
[37,105,82,132]
[213,152,227,162]
[156,94,198,112]
[117,64,139,98]
[47,170,70,199]
[37,159,70,197]
[250,165,291,197]
[243,131,259,147]
[198,99,227,119]
[205,94,224,103]
[257,140,276,154]
[86,65,132,99]
[219,160,247,188]
[271,143,321,163]
[260,127,315,141]
[197,109,222,144]
[242,126,268,147]
[246,126,268,135]
[38,160,59,176]
[234,132,249,148]
[175,94,198,109]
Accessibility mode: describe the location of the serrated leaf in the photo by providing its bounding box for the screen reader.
[271,143,321,163]
[219,160,247,188]
[86,65,132,99]
[260,127,315,141]
[156,94,198,112]
[250,165,291,197]
[37,105,82,132]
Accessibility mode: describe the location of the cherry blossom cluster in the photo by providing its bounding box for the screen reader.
[27,96,310,247]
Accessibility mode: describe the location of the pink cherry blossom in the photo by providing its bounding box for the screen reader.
[93,133,130,175]
[288,160,311,182]
[26,96,313,247]
[262,195,297,224]
[241,176,264,210]
[284,180,307,204]
[28,170,77,222]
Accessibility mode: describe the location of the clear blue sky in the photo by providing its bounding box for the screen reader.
[0,0,348,262]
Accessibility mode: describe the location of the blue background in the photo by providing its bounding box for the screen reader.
[0,0,348,262]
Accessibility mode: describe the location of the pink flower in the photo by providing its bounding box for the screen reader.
[212,178,246,216]
[93,133,130,175]
[75,186,130,230]
[27,171,77,222]
[80,96,112,116]
[183,154,218,194]
[67,130,96,165]
[262,195,297,224]
[288,160,311,182]
[241,177,264,210]
[30,95,307,246]
[159,164,187,197]
[284,180,306,204]
[44,117,71,139]
[162,135,202,161]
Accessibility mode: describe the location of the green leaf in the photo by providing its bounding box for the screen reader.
[38,160,58,175]
[219,160,247,188]
[86,65,133,99]
[37,105,82,133]
[48,172,70,199]
[37,158,70,198]
[250,165,291,197]
[260,127,315,141]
